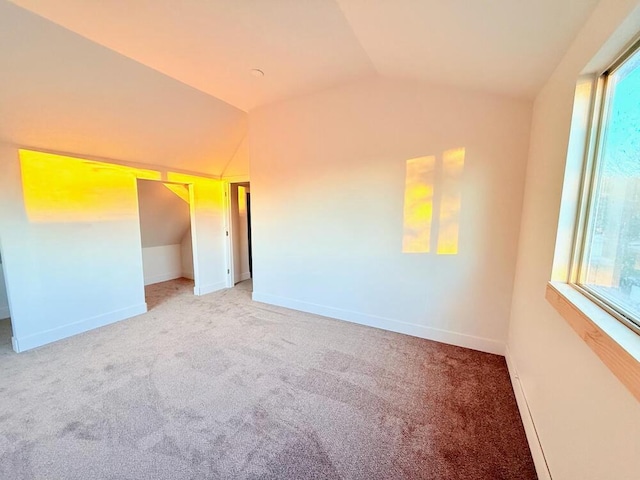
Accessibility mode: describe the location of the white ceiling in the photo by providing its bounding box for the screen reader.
[9,0,599,111]
[337,0,602,99]
[0,1,246,176]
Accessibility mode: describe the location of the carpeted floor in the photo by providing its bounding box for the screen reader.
[0,279,537,479]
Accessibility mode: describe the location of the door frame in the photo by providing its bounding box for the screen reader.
[224,178,250,288]
[0,238,17,351]
[134,178,197,294]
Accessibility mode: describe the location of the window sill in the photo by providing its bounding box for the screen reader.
[546,282,640,402]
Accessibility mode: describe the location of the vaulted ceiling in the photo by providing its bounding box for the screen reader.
[1,0,602,176]
[10,0,600,112]
[0,1,246,175]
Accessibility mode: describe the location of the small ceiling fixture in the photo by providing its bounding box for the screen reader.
[250,68,264,78]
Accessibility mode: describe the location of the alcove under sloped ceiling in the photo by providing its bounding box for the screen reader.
[137,179,193,286]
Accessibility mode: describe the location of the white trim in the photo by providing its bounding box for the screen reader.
[0,306,9,320]
[144,271,182,286]
[505,346,552,480]
[194,281,227,296]
[187,183,200,290]
[11,303,147,353]
[546,282,640,401]
[224,181,235,288]
[224,179,252,289]
[252,292,504,355]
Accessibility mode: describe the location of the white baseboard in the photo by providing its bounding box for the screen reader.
[0,305,9,320]
[144,271,182,286]
[12,303,147,353]
[239,272,251,282]
[505,346,552,480]
[194,281,227,296]
[251,292,505,355]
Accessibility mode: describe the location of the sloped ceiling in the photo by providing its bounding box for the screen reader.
[8,0,376,112]
[336,0,602,99]
[10,0,600,111]
[137,180,190,248]
[0,1,246,176]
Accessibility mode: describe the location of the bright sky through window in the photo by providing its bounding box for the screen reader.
[580,46,640,325]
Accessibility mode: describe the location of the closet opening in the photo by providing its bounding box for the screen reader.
[0,244,14,353]
[136,179,195,310]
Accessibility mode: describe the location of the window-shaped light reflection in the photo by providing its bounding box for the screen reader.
[402,156,435,253]
[437,148,465,255]
[402,148,465,255]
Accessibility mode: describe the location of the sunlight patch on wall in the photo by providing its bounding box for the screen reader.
[402,148,465,255]
[19,149,220,223]
[437,148,465,255]
[167,172,223,214]
[163,183,190,203]
[402,156,435,253]
[20,150,161,223]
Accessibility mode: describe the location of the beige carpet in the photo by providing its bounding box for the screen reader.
[0,279,536,479]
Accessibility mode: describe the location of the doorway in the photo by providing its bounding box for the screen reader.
[0,246,13,352]
[229,182,253,286]
[136,179,195,309]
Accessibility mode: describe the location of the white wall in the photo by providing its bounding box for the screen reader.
[0,146,147,352]
[507,1,640,479]
[0,256,10,320]
[181,227,194,280]
[141,245,183,286]
[222,136,250,181]
[249,77,532,354]
[0,147,229,352]
[179,175,227,296]
[0,2,235,351]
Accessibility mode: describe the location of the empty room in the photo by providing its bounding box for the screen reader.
[0,1,639,479]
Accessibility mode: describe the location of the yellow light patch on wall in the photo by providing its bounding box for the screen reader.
[163,183,190,203]
[19,150,162,223]
[128,167,162,181]
[167,172,222,213]
[437,148,465,255]
[402,156,435,253]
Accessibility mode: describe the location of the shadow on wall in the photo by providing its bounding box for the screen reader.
[402,147,465,255]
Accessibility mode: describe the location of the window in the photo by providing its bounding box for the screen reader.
[574,40,640,334]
